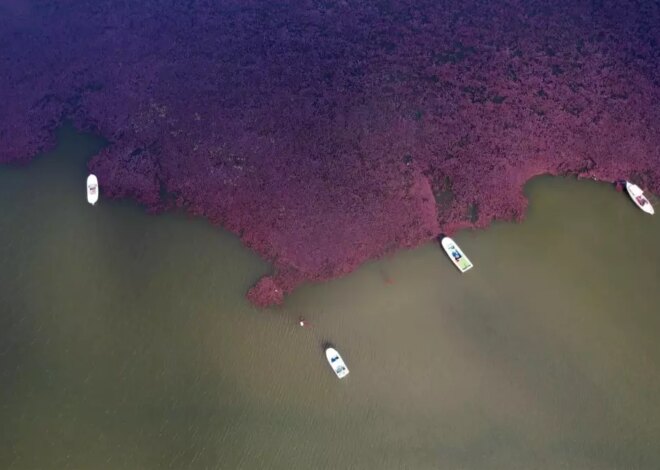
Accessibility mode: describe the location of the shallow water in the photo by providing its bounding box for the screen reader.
[1,127,659,469]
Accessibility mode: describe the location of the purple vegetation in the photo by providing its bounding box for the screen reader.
[1,1,659,306]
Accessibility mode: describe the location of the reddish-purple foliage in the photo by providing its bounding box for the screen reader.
[1,1,659,306]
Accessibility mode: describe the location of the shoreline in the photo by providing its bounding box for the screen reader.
[1,1,658,306]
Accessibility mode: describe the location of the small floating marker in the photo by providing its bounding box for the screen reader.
[87,174,99,205]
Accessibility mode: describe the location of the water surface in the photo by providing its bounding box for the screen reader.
[1,128,659,469]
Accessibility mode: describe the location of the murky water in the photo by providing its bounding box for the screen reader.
[1,127,659,469]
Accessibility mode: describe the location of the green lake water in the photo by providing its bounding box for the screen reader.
[1,127,659,469]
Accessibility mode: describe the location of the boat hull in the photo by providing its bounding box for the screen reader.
[441,237,473,273]
[87,174,99,205]
[325,347,349,379]
[626,182,654,215]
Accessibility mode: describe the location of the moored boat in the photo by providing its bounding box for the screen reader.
[325,347,349,379]
[87,174,99,205]
[625,181,654,215]
[440,236,473,273]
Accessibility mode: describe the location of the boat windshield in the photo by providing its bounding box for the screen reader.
[330,356,339,363]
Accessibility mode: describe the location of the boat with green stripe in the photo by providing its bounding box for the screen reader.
[441,236,473,273]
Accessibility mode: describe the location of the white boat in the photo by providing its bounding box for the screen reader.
[441,236,473,273]
[626,181,654,215]
[87,174,99,205]
[325,347,349,379]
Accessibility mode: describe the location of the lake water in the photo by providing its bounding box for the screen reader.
[1,127,659,469]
